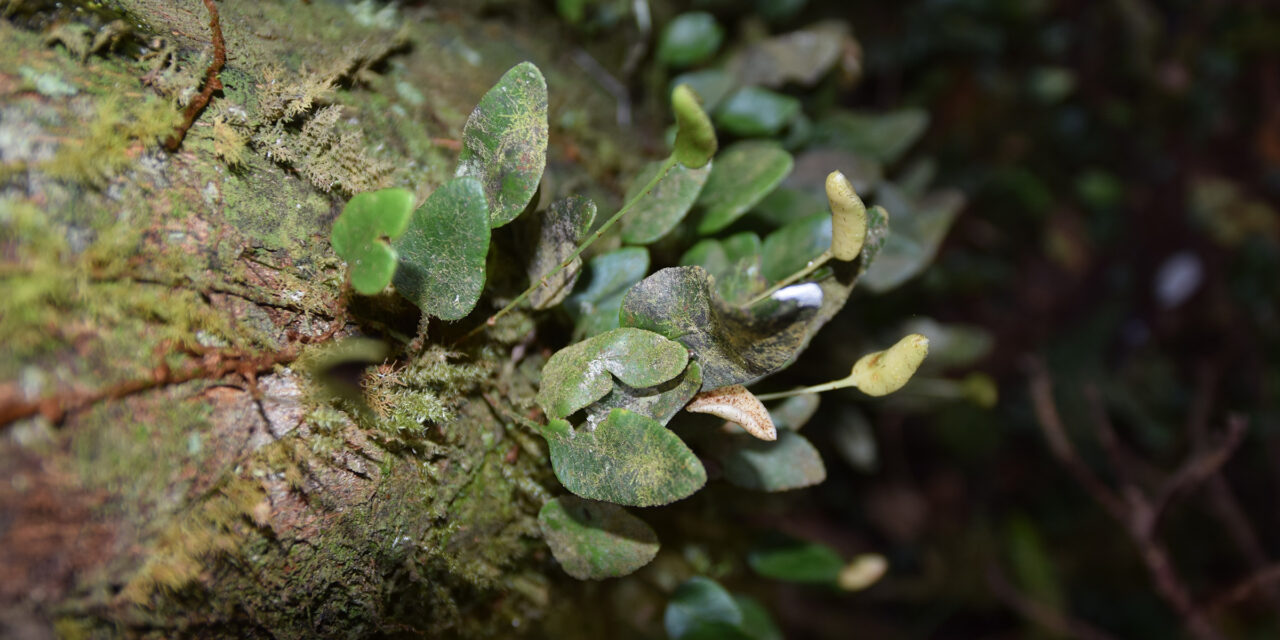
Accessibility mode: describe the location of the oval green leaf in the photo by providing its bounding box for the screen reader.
[541,409,707,507]
[657,12,724,68]
[538,496,660,580]
[748,536,844,584]
[392,177,490,320]
[455,61,549,228]
[330,187,414,294]
[537,327,689,419]
[619,160,711,245]
[711,429,826,491]
[714,86,801,138]
[812,108,929,164]
[760,211,831,282]
[696,141,793,234]
[565,247,650,338]
[665,577,742,640]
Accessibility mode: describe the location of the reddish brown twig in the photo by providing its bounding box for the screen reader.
[1206,563,1280,615]
[986,566,1122,640]
[163,0,226,152]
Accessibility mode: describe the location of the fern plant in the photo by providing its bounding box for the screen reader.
[328,62,933,581]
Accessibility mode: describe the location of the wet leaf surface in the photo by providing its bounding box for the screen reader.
[537,327,689,419]
[538,496,659,580]
[620,266,815,389]
[541,409,706,507]
[620,160,710,245]
[392,177,490,320]
[330,187,414,294]
[522,195,596,309]
[565,247,650,338]
[695,141,793,234]
[455,62,548,228]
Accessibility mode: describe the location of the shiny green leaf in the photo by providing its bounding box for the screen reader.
[657,12,724,68]
[696,141,793,234]
[541,409,706,507]
[714,86,801,137]
[537,327,689,419]
[330,188,414,294]
[538,496,659,579]
[455,62,549,228]
[565,247,650,338]
[392,177,490,320]
[619,160,710,245]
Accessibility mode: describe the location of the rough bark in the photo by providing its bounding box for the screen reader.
[0,1,640,637]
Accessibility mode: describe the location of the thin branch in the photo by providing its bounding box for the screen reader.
[1206,563,1280,615]
[986,565,1122,640]
[164,0,226,151]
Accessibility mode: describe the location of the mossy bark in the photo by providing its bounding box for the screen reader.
[0,2,642,637]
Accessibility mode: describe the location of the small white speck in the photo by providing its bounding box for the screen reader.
[772,282,823,307]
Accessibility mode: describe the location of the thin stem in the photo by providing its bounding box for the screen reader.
[746,250,832,307]
[455,155,679,345]
[755,376,855,401]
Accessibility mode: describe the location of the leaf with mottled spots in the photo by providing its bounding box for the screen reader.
[522,196,596,309]
[330,187,414,294]
[709,429,825,491]
[536,328,689,419]
[540,409,706,507]
[695,141,793,234]
[619,160,711,245]
[687,384,776,441]
[392,177,490,321]
[586,361,703,428]
[538,496,659,579]
[620,266,816,390]
[455,62,549,228]
[564,247,650,338]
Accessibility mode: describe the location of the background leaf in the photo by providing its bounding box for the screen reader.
[760,211,831,282]
[620,266,816,389]
[670,69,735,112]
[620,160,710,245]
[391,177,490,321]
[861,184,965,292]
[695,141,794,234]
[565,247,650,339]
[657,12,725,68]
[537,328,689,419]
[714,86,801,137]
[523,195,596,309]
[747,536,844,584]
[537,496,659,580]
[812,108,929,164]
[541,409,706,507]
[725,21,850,88]
[664,577,742,640]
[330,187,414,294]
[709,429,826,491]
[455,62,549,228]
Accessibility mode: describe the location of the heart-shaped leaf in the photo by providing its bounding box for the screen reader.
[330,187,414,294]
[861,184,964,292]
[748,536,844,584]
[585,361,703,429]
[619,159,710,245]
[709,429,825,491]
[565,247,650,338]
[657,12,724,68]
[760,211,831,282]
[540,409,707,507]
[523,196,597,309]
[392,177,490,320]
[537,327,689,419]
[455,62,548,228]
[538,496,660,579]
[620,266,816,389]
[696,141,793,234]
[812,108,929,164]
[714,86,801,137]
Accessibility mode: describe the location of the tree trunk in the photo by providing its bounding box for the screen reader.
[0,1,639,636]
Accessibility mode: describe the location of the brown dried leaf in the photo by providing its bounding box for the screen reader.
[686,384,777,441]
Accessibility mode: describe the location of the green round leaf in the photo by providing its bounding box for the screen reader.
[748,536,844,584]
[330,187,415,294]
[455,62,549,228]
[812,108,929,164]
[538,496,659,580]
[696,141,793,234]
[541,409,707,507]
[711,429,826,492]
[619,160,711,245]
[537,327,689,419]
[657,12,725,68]
[760,211,831,282]
[665,577,742,640]
[714,86,801,137]
[391,177,491,321]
